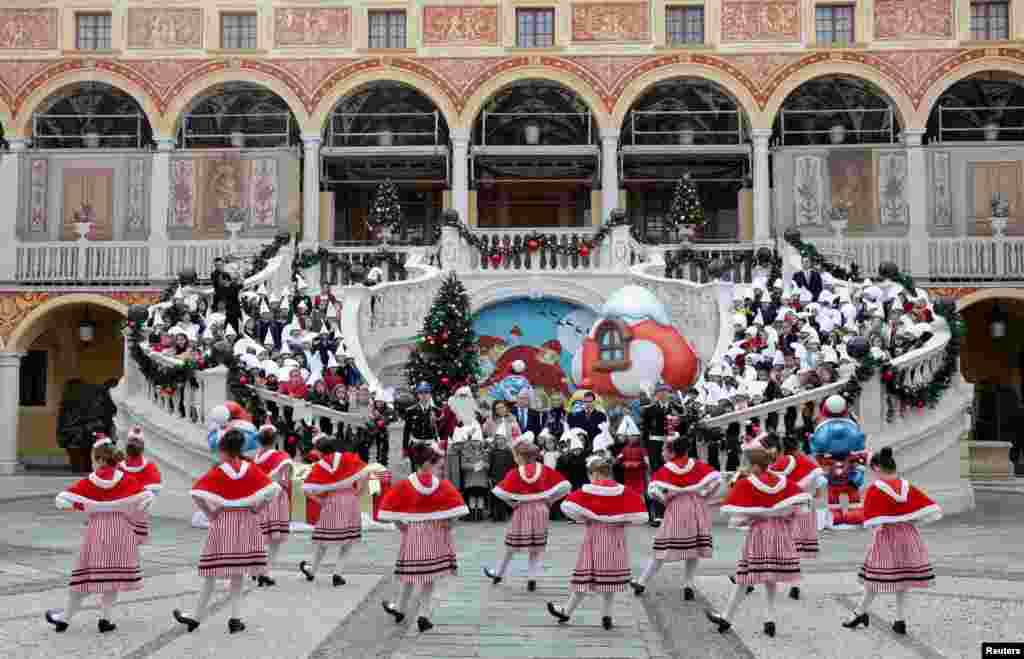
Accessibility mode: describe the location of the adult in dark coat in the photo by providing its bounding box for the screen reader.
[488,436,516,522]
[792,257,823,302]
[640,385,678,522]
[402,382,441,472]
[512,390,543,437]
[566,391,607,454]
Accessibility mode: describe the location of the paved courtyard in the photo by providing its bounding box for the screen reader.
[0,488,1021,659]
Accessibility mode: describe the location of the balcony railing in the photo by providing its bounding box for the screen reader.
[327,111,443,148]
[935,106,1024,143]
[32,113,147,149]
[778,108,896,146]
[628,109,745,146]
[180,112,294,149]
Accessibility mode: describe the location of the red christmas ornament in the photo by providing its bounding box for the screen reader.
[490,253,502,266]
[579,245,590,257]
[903,302,914,313]
[527,239,540,252]
[916,400,925,409]
[440,376,450,385]
[196,358,205,369]
[376,419,386,429]
[882,370,894,383]
[287,435,297,445]
[239,375,248,385]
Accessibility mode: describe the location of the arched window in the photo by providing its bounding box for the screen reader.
[594,319,631,372]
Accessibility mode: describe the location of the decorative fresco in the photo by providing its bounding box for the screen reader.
[422,6,499,47]
[794,155,825,227]
[62,169,114,242]
[0,9,57,50]
[126,9,203,49]
[720,0,800,42]
[274,8,352,48]
[829,151,875,231]
[874,0,953,40]
[878,153,909,225]
[0,291,161,350]
[932,151,952,229]
[29,159,47,234]
[571,3,649,42]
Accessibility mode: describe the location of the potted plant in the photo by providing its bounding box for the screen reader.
[990,193,1009,237]
[829,124,847,144]
[524,122,541,145]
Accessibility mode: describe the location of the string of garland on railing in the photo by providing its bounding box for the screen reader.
[292,246,408,279]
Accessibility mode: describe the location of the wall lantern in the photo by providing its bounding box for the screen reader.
[990,303,1008,339]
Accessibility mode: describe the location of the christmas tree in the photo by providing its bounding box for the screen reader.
[404,271,480,401]
[367,180,403,233]
[668,173,706,230]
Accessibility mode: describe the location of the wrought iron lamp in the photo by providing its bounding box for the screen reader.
[990,303,1008,340]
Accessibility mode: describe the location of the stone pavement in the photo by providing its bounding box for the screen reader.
[0,490,1022,659]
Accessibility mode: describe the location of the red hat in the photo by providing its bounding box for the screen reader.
[92,432,113,449]
[821,394,848,418]
[259,415,276,434]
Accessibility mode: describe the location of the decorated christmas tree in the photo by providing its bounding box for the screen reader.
[404,271,480,401]
[367,180,403,234]
[668,173,706,231]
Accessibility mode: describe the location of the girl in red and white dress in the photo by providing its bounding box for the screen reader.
[842,446,942,636]
[706,447,810,638]
[117,426,163,546]
[299,435,370,586]
[547,453,648,630]
[46,437,154,634]
[485,432,571,591]
[631,434,721,600]
[252,417,293,587]
[769,432,826,601]
[173,429,281,635]
[380,441,468,634]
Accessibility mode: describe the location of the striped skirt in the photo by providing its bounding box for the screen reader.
[260,488,291,543]
[653,492,712,561]
[127,510,151,546]
[504,501,550,555]
[735,516,801,585]
[312,489,362,546]
[859,523,935,593]
[790,508,819,559]
[199,509,268,578]
[395,521,457,584]
[571,522,631,593]
[70,512,142,594]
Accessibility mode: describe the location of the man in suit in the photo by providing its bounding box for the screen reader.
[641,384,678,525]
[792,257,823,302]
[402,381,441,472]
[542,392,567,436]
[513,390,543,437]
[566,391,607,454]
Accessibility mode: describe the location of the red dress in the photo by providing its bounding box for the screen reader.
[648,458,722,561]
[618,444,649,496]
[252,448,294,542]
[190,461,281,577]
[859,479,941,592]
[561,481,648,592]
[118,457,163,545]
[379,473,468,584]
[769,453,826,558]
[302,452,369,546]
[56,468,154,593]
[492,464,571,554]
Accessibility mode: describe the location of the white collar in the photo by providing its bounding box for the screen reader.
[664,458,694,475]
[119,458,148,473]
[748,472,786,494]
[219,461,249,480]
[581,483,624,496]
[774,455,796,477]
[253,449,275,464]
[408,472,440,495]
[519,464,541,484]
[319,452,342,473]
[89,469,123,489]
[873,479,909,502]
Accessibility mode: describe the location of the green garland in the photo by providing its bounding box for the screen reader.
[782,228,863,283]
[293,246,407,281]
[126,322,202,396]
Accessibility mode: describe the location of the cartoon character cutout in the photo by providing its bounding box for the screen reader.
[809,394,868,528]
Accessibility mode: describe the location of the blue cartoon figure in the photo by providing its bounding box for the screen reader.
[488,359,534,402]
[810,394,868,528]
[207,402,260,455]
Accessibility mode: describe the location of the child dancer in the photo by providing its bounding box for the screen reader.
[173,429,281,634]
[380,441,468,633]
[46,437,154,634]
[706,447,809,638]
[485,432,571,591]
[547,453,648,630]
[118,426,162,545]
[770,432,826,601]
[616,416,649,498]
[253,417,293,587]
[631,434,721,600]
[842,447,942,635]
[299,434,370,585]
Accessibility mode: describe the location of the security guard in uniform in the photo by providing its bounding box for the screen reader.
[402,382,441,473]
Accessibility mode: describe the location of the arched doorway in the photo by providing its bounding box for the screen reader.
[175,81,300,149]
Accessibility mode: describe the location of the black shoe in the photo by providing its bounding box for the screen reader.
[648,519,661,528]
[764,621,775,638]
[683,587,695,601]
[257,575,276,588]
[892,620,907,635]
[842,612,869,630]
[789,586,800,600]
[630,581,645,596]
[332,575,346,587]
[546,602,570,624]
[98,619,116,634]
[483,567,502,585]
[299,561,314,582]
[228,618,245,634]
[45,610,68,633]
[417,617,433,633]
[728,575,754,594]
[527,580,537,592]
[382,601,405,624]
[705,610,731,633]
[173,609,199,633]
[602,616,613,630]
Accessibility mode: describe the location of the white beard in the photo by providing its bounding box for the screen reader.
[447,392,477,425]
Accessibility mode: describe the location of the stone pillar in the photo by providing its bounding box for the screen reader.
[451,129,470,225]
[302,134,321,245]
[0,139,28,284]
[150,136,174,280]
[601,133,619,224]
[751,129,773,243]
[0,352,23,474]
[903,129,929,279]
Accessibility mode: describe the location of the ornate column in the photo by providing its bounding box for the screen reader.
[0,352,23,474]
[751,129,773,243]
[301,134,322,245]
[601,133,620,224]
[0,139,28,283]
[150,136,174,280]
[903,129,929,279]
[451,128,470,225]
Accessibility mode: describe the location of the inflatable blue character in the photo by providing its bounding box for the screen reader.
[488,358,533,402]
[809,394,868,527]
[207,402,260,455]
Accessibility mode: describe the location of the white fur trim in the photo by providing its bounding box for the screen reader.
[648,471,721,499]
[119,459,147,474]
[55,489,154,513]
[318,452,343,474]
[144,484,163,493]
[581,483,625,497]
[873,479,909,503]
[261,457,294,479]
[301,465,370,494]
[408,473,440,496]
[748,473,786,495]
[773,456,796,477]
[492,480,571,504]
[377,505,470,523]
[519,464,542,484]
[663,459,695,475]
[218,462,249,480]
[88,470,124,490]
[92,438,113,449]
[559,501,649,525]
[190,482,282,509]
[863,504,943,527]
[720,491,811,518]
[798,467,826,493]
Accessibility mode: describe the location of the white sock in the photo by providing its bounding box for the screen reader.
[100,592,117,620]
[683,559,699,587]
[527,552,543,578]
[895,591,906,621]
[229,576,243,619]
[600,592,614,618]
[764,583,777,621]
[724,583,746,621]
[397,582,415,614]
[857,589,877,615]
[564,592,585,616]
[311,545,328,575]
[419,582,436,619]
[495,549,515,578]
[194,577,216,621]
[638,558,663,586]
[267,541,283,567]
[335,543,351,574]
[61,592,86,622]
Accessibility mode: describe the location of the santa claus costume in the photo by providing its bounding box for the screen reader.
[631,435,721,600]
[252,418,293,587]
[380,441,468,634]
[46,436,154,634]
[843,447,942,636]
[485,433,571,590]
[547,454,648,630]
[706,447,810,638]
[173,431,281,635]
[117,427,163,546]
[299,438,370,586]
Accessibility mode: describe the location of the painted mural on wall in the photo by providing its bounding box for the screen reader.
[127,9,203,49]
[422,6,499,47]
[62,168,114,242]
[0,9,57,50]
[721,0,800,42]
[274,8,352,48]
[829,151,874,231]
[571,3,650,42]
[874,0,952,40]
[474,298,597,409]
